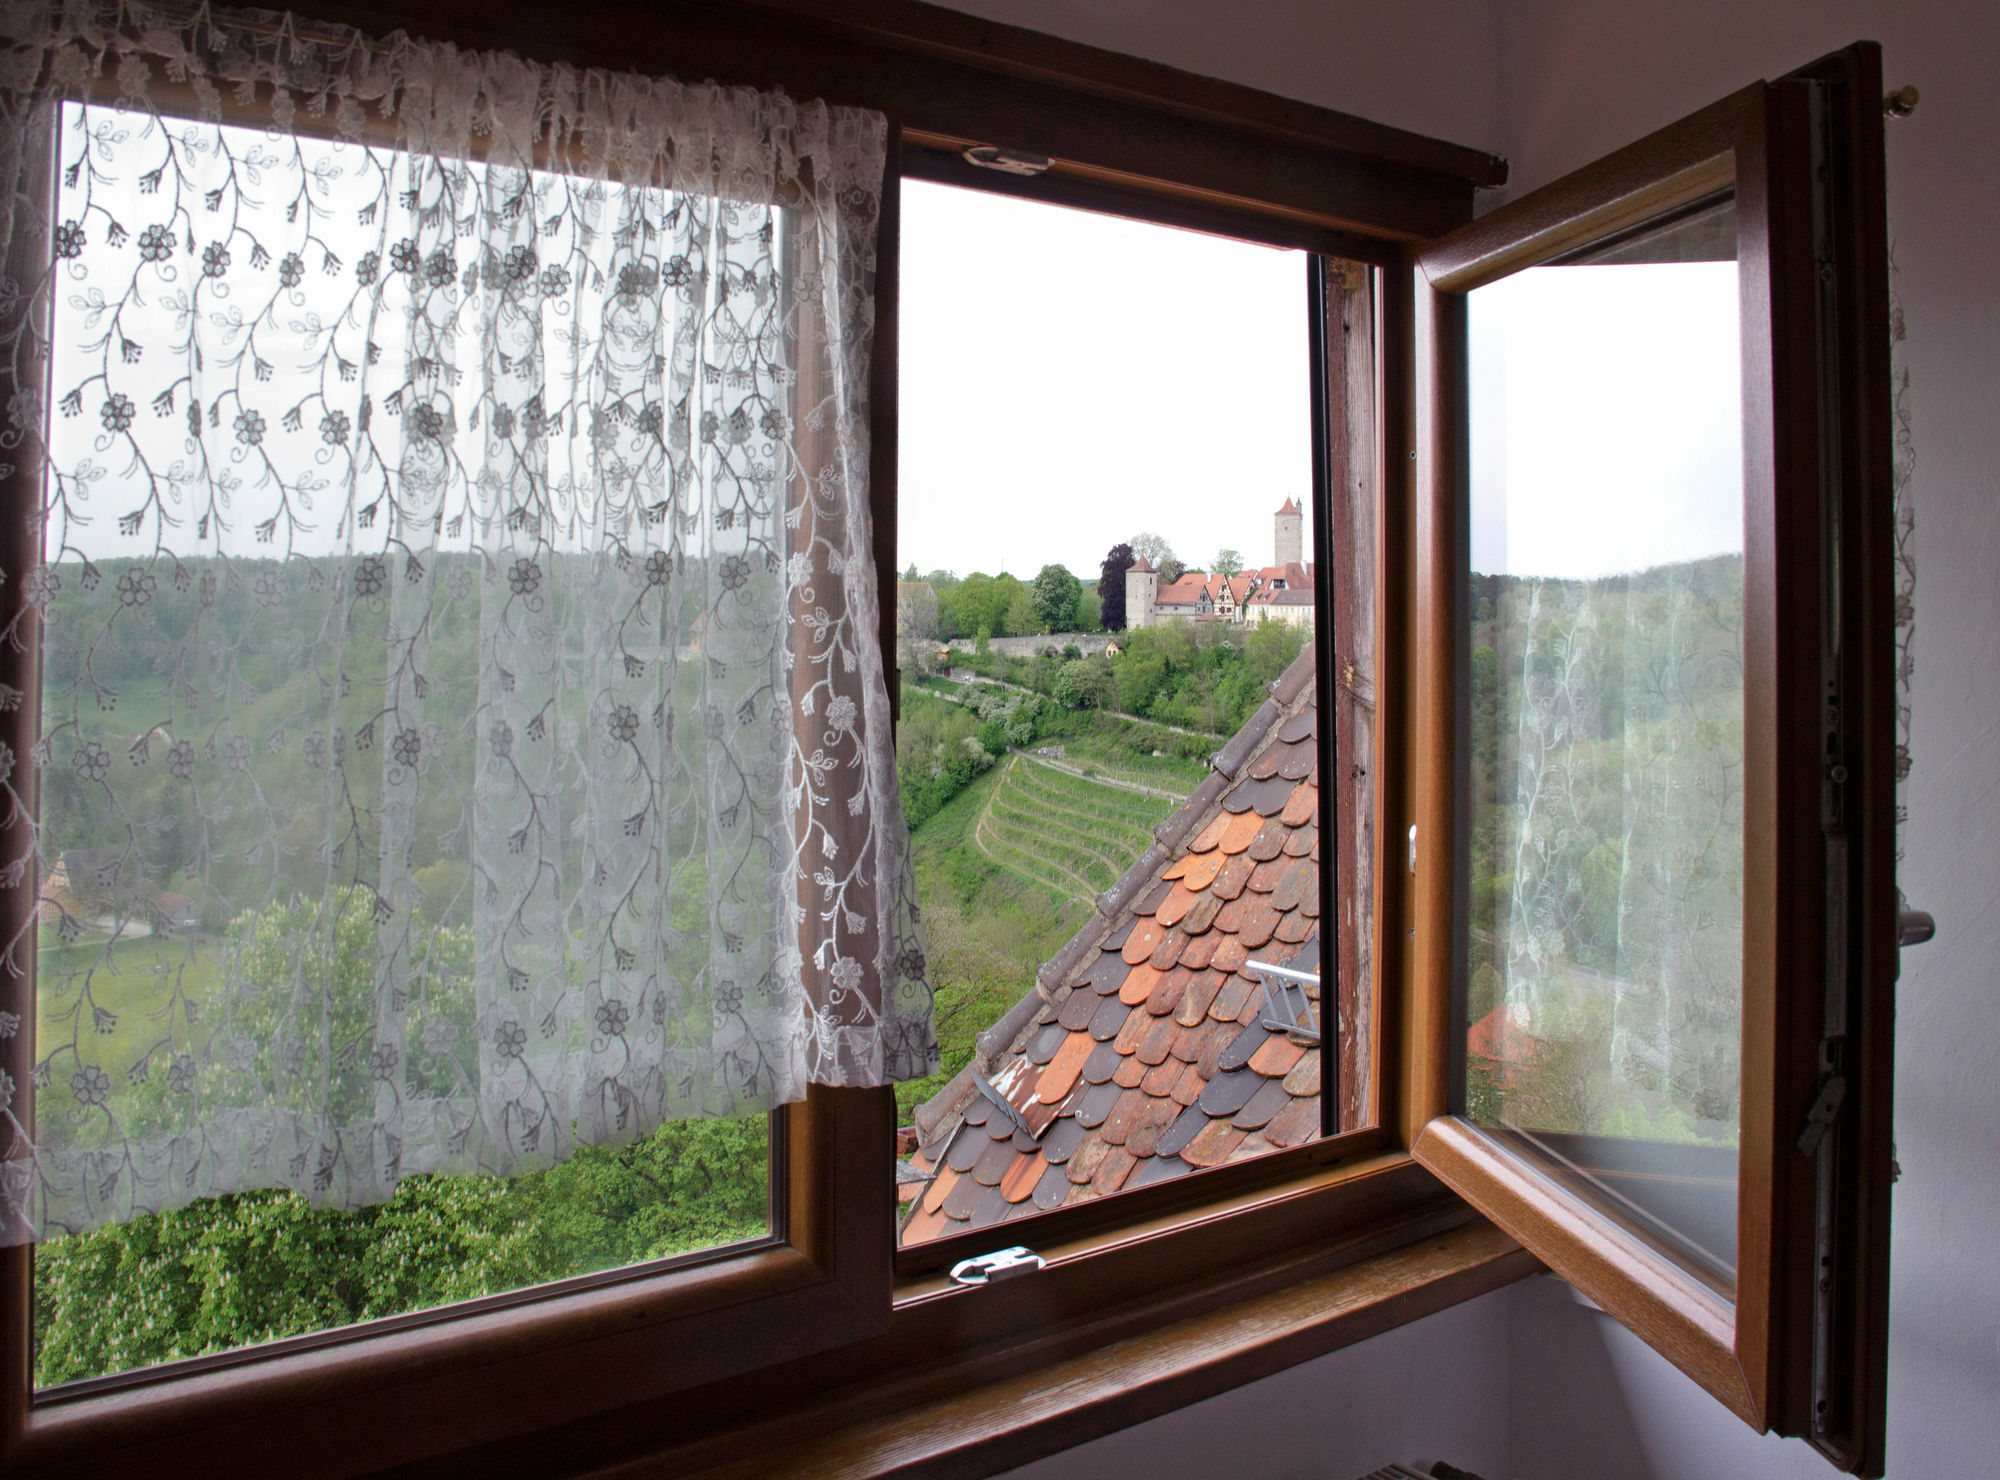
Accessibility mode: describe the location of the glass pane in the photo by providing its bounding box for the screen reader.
[891,182,1364,1247]
[1462,198,1743,1287]
[29,101,772,1388]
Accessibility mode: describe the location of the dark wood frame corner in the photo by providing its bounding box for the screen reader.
[1404,41,1895,1476]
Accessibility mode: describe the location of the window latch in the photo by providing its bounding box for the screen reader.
[949,1245,1046,1286]
[1796,1073,1848,1156]
[962,145,1052,177]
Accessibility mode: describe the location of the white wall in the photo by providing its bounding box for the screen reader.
[959,1,2000,1475]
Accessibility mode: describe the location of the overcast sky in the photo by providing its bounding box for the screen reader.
[897,179,1314,583]
[1468,259,1743,579]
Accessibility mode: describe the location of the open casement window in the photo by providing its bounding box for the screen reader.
[1408,42,1896,1474]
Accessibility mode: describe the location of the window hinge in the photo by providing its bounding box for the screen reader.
[949,1246,1046,1286]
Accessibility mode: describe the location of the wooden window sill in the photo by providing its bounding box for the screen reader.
[583,1216,1537,1480]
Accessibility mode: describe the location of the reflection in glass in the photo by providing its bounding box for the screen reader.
[1462,199,1743,1285]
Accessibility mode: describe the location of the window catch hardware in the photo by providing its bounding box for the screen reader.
[1795,1074,1848,1156]
[963,145,1052,176]
[1897,909,1935,947]
[949,1245,1047,1286]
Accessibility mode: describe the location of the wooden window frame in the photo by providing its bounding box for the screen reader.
[1405,42,1896,1477]
[0,2,1578,1477]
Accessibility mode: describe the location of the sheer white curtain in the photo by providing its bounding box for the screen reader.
[0,0,935,1242]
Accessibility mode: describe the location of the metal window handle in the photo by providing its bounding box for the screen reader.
[949,1246,1046,1286]
[1898,910,1936,948]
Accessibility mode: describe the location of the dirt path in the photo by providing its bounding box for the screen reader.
[1007,745,1188,804]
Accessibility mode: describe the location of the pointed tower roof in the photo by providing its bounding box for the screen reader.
[1277,497,1300,515]
[1127,554,1154,573]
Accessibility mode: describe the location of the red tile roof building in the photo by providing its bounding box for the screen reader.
[901,644,1324,1242]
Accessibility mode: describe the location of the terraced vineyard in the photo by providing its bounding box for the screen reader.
[973,754,1175,905]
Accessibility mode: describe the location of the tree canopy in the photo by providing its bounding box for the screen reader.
[1129,532,1184,585]
[1097,543,1135,631]
[1030,564,1082,633]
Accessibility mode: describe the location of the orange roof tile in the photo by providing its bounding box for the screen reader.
[901,644,1327,1247]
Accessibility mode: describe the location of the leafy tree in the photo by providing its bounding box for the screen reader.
[1129,531,1184,585]
[1003,584,1040,638]
[1030,564,1081,634]
[1052,655,1115,710]
[1097,544,1135,631]
[1075,581,1101,632]
[1213,548,1244,579]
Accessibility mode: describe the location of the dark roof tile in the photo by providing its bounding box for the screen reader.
[1278,710,1315,744]
[1232,1077,1293,1131]
[1217,1020,1274,1073]
[1134,878,1174,917]
[943,1168,985,1219]
[1100,917,1137,952]
[1146,927,1189,971]
[1283,1052,1321,1097]
[1079,952,1130,994]
[1033,1161,1074,1210]
[1041,1114,1088,1166]
[1082,1040,1121,1085]
[1027,1023,1065,1064]
[1154,1102,1208,1159]
[1112,1054,1148,1089]
[1074,1079,1121,1128]
[1089,994,1128,1041]
[1284,826,1314,857]
[971,1135,1017,1186]
[1129,1153,1194,1189]
[962,1095,992,1128]
[947,1133,983,1174]
[1057,986,1101,1032]
[1198,1066,1263,1118]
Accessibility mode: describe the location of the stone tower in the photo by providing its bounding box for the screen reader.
[1274,497,1303,568]
[1124,555,1156,630]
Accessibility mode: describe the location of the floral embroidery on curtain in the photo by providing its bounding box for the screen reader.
[0,0,936,1243]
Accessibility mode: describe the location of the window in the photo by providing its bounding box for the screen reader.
[888,180,1371,1250]
[1409,43,1898,1475]
[0,3,1898,1476]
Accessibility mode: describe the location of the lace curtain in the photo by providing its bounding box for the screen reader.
[0,0,936,1243]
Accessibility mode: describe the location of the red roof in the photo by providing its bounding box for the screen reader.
[903,646,1322,1243]
[1467,1003,1543,1089]
[1277,497,1300,515]
[1128,554,1154,573]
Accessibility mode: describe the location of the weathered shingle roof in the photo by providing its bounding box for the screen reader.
[901,644,1323,1244]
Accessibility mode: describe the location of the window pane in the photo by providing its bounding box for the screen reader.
[891,182,1364,1247]
[1462,199,1743,1286]
[29,101,773,1387]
